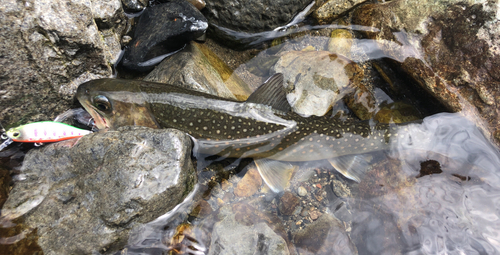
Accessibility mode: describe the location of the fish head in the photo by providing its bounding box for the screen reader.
[76,79,159,130]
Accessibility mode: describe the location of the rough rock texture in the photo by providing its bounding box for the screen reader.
[351,0,500,145]
[313,0,369,24]
[121,0,208,72]
[271,50,364,116]
[203,0,313,48]
[0,0,126,127]
[145,42,249,100]
[1,127,196,255]
[208,205,290,255]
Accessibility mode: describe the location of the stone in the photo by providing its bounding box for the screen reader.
[234,167,263,197]
[278,191,300,216]
[293,213,357,254]
[313,0,369,24]
[145,42,251,100]
[1,127,196,254]
[352,0,500,146]
[0,0,126,127]
[271,50,364,116]
[208,205,290,255]
[121,1,208,72]
[203,0,313,48]
[297,186,307,197]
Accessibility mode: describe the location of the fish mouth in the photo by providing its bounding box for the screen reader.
[80,103,109,130]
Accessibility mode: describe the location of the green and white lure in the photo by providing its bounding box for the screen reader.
[3,121,92,145]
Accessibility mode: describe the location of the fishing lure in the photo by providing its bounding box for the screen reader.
[5,121,92,143]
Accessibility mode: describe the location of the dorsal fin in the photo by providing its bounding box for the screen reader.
[246,73,291,113]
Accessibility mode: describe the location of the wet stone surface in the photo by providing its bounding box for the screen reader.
[121,0,208,72]
[1,127,196,255]
[352,0,500,146]
[0,0,126,128]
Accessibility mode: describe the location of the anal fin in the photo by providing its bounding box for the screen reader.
[254,158,297,193]
[327,155,371,183]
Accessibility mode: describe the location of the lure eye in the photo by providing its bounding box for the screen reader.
[12,131,20,138]
[93,95,111,112]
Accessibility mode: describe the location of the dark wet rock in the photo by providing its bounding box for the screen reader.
[374,102,422,123]
[293,213,357,254]
[0,0,126,127]
[271,50,364,116]
[278,191,300,216]
[208,204,290,255]
[203,0,313,48]
[352,0,500,146]
[1,127,196,254]
[145,42,252,100]
[121,1,208,72]
[313,0,369,24]
[121,0,148,12]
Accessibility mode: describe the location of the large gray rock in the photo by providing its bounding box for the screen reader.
[1,127,196,254]
[0,0,125,126]
[351,0,500,146]
[271,50,364,116]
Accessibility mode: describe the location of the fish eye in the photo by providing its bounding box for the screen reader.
[93,95,111,112]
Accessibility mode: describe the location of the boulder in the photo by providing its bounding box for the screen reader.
[1,127,196,254]
[0,0,125,126]
[351,0,500,145]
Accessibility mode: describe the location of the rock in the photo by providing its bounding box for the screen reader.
[208,205,290,255]
[293,213,357,254]
[203,0,313,48]
[0,0,126,127]
[351,0,500,146]
[186,0,206,10]
[234,167,263,197]
[328,29,355,58]
[121,0,147,12]
[278,191,300,216]
[145,42,251,100]
[1,127,196,254]
[121,1,208,72]
[297,186,307,197]
[271,50,364,116]
[313,0,369,24]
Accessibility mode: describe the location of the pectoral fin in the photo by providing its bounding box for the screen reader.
[327,155,371,183]
[254,158,297,193]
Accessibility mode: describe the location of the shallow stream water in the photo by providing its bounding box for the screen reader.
[1,6,500,255]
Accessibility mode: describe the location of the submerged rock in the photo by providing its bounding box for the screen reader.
[293,213,357,254]
[271,50,364,116]
[0,0,126,127]
[145,42,252,100]
[1,127,196,254]
[352,0,500,146]
[121,1,208,72]
[208,204,290,255]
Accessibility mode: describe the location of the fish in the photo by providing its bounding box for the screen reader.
[76,74,404,192]
[6,121,93,143]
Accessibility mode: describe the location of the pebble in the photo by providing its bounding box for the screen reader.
[297,186,307,196]
[234,167,262,197]
[278,191,300,216]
